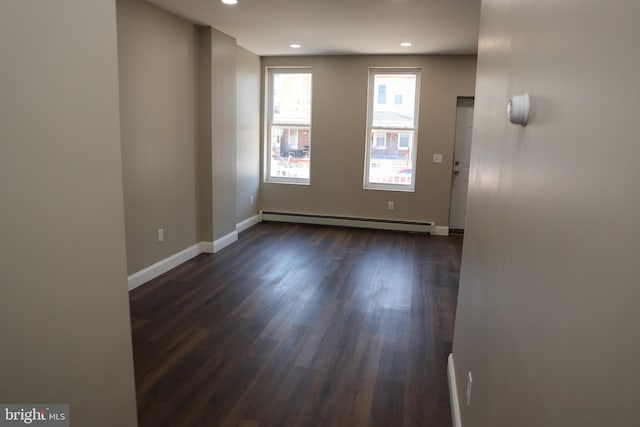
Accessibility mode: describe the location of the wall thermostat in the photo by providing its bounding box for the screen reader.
[507,94,530,126]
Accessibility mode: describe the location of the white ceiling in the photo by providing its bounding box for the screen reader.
[148,0,481,56]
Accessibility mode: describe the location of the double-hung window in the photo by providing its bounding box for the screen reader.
[265,68,312,184]
[364,68,420,191]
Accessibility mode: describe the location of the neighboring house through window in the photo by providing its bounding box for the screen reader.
[398,132,411,150]
[378,84,387,104]
[374,131,387,149]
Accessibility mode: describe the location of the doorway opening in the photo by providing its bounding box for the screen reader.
[448,97,474,234]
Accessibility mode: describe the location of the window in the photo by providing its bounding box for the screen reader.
[378,84,387,104]
[374,131,387,149]
[398,132,410,150]
[265,68,312,183]
[287,128,299,149]
[364,69,420,191]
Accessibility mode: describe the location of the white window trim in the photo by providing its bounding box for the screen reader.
[364,68,421,192]
[264,67,312,185]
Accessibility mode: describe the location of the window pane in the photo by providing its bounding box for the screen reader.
[365,69,419,191]
[269,126,311,179]
[273,73,312,125]
[367,130,413,185]
[266,68,312,183]
[372,74,416,128]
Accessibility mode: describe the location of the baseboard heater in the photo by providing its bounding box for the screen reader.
[259,211,434,234]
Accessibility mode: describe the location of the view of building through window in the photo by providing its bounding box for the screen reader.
[267,70,312,182]
[365,70,419,190]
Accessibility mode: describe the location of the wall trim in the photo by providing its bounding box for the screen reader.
[128,210,437,291]
[213,230,238,253]
[128,228,244,291]
[198,241,214,254]
[128,244,200,291]
[448,353,462,427]
[237,214,259,233]
[433,225,450,236]
[259,210,433,234]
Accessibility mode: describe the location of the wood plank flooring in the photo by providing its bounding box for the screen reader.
[129,223,463,427]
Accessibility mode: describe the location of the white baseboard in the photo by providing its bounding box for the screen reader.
[128,244,200,291]
[129,223,250,290]
[213,230,238,253]
[129,222,251,290]
[448,353,462,427]
[433,225,450,236]
[198,241,214,254]
[236,214,259,233]
[260,211,433,233]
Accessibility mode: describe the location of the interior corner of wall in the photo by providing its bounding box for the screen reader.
[213,229,238,253]
[198,241,214,254]
[448,353,462,427]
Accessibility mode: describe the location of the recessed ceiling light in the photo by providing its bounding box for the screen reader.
[221,0,237,4]
[289,43,302,49]
[400,41,413,47]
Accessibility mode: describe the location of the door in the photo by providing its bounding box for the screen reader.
[448,97,474,231]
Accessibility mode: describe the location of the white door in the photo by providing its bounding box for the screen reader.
[448,98,474,231]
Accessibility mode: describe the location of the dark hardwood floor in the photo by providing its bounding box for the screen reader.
[129,223,463,427]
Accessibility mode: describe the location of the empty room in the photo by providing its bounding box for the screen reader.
[2,0,640,426]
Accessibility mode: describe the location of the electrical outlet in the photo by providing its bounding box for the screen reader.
[387,201,395,210]
[466,371,473,407]
[250,195,254,205]
[158,228,164,242]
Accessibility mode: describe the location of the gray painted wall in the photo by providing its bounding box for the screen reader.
[117,0,199,274]
[236,47,261,223]
[210,29,238,240]
[117,1,253,273]
[451,0,640,426]
[196,27,214,242]
[260,55,477,226]
[0,0,138,425]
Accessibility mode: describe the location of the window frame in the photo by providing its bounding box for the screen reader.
[364,68,421,192]
[264,67,313,185]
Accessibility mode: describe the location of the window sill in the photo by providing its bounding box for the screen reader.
[265,179,310,186]
[363,184,415,193]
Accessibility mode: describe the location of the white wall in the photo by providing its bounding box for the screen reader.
[0,1,138,425]
[451,0,640,426]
